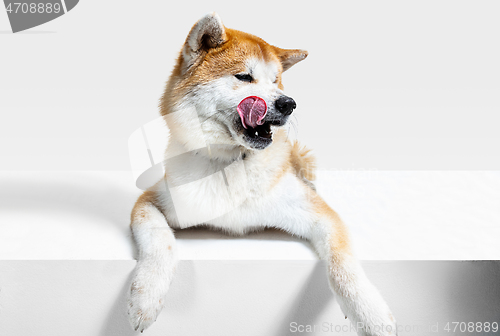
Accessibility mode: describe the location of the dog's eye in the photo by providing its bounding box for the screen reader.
[235,74,253,82]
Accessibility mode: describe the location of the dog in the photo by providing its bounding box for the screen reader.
[128,12,397,336]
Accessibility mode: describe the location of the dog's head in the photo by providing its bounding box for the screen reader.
[162,12,307,153]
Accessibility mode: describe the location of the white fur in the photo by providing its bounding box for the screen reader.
[128,201,177,332]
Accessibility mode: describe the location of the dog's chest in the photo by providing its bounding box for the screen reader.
[162,154,263,226]
[160,152,303,229]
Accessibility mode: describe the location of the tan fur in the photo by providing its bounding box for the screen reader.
[290,141,316,182]
[312,194,352,257]
[131,191,154,222]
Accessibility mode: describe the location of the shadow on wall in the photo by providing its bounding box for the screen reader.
[175,226,313,243]
[447,261,500,323]
[0,176,137,236]
[363,261,500,336]
[274,261,334,336]
[99,266,137,336]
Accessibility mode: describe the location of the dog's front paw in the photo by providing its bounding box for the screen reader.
[340,282,398,336]
[127,287,164,332]
[127,265,172,333]
[127,279,165,333]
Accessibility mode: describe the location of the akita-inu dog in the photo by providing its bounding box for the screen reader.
[128,12,397,335]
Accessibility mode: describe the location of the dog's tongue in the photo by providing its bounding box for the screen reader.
[237,96,267,129]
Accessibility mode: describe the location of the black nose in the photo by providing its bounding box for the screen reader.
[275,96,296,116]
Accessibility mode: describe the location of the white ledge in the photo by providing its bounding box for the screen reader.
[1,170,499,260]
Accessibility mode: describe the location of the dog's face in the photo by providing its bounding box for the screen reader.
[164,13,307,152]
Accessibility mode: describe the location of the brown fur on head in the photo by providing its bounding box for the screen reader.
[160,12,307,155]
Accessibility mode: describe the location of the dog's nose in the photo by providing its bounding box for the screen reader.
[275,96,296,116]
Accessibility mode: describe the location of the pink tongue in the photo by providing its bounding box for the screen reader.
[237,96,268,129]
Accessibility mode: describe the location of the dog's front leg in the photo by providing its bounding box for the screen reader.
[128,190,178,332]
[308,193,397,336]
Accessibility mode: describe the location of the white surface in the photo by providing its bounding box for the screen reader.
[1,170,499,261]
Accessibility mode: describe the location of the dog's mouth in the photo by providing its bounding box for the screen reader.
[239,119,285,150]
[233,96,289,150]
[240,120,273,149]
[246,121,272,139]
[236,96,274,149]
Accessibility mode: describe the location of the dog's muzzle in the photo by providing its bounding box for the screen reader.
[235,94,297,150]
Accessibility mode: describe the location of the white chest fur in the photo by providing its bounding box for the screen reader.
[155,143,312,237]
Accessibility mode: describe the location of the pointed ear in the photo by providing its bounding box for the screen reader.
[182,12,227,69]
[274,48,308,72]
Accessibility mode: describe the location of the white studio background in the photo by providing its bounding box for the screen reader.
[1,0,499,171]
[1,4,500,335]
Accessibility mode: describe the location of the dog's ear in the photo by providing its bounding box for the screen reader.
[182,12,226,70]
[274,48,308,72]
